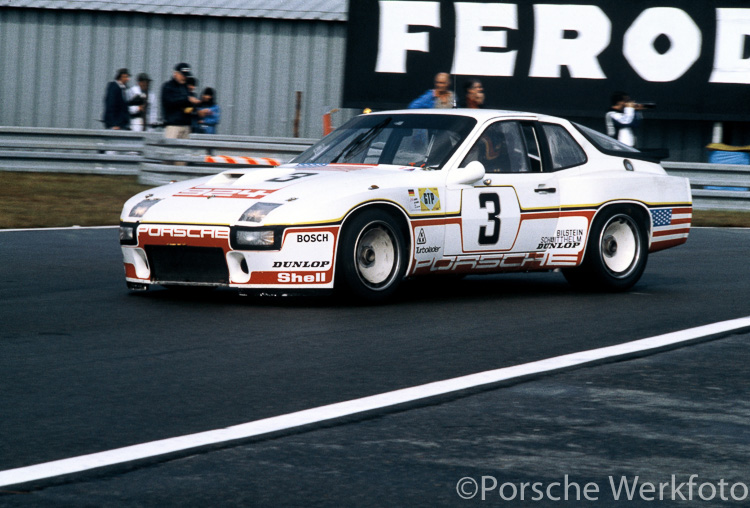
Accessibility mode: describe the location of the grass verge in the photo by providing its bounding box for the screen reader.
[0,171,748,229]
[0,172,152,229]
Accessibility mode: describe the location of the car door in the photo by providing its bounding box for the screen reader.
[445,120,563,256]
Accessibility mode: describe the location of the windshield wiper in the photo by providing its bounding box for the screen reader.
[330,117,392,163]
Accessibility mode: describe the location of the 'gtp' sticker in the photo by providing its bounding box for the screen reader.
[419,188,440,212]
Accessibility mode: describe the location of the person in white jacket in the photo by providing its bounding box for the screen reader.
[127,73,158,132]
[605,92,644,147]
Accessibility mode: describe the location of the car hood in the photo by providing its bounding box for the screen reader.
[123,163,434,225]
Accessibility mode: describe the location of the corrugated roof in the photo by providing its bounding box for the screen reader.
[1,0,349,21]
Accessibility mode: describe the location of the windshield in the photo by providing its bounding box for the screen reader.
[293,114,477,169]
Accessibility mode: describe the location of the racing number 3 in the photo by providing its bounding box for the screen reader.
[478,193,500,245]
[266,172,316,183]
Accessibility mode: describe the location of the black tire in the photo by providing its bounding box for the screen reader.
[563,207,648,291]
[337,209,407,302]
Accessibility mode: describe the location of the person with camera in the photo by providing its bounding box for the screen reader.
[161,63,201,139]
[127,73,157,132]
[605,91,650,147]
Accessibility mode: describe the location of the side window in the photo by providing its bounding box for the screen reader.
[461,121,534,173]
[521,123,542,172]
[541,123,587,171]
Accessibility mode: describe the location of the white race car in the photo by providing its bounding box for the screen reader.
[120,109,691,301]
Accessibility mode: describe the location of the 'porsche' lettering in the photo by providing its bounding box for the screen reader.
[296,233,330,243]
[144,226,229,239]
[272,261,331,268]
[277,272,327,283]
[413,252,547,273]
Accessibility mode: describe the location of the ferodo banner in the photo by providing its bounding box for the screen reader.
[343,0,750,120]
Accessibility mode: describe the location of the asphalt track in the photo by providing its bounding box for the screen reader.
[1,227,749,506]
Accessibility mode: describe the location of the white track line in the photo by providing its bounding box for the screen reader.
[2,315,749,488]
[0,226,117,233]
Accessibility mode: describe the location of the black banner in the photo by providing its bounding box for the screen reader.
[343,0,750,120]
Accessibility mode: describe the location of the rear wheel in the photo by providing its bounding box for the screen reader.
[337,209,407,302]
[563,207,648,291]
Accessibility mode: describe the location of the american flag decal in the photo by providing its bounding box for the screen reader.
[650,206,691,252]
[651,208,672,227]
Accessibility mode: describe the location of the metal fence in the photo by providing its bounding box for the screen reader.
[662,161,750,212]
[0,127,147,176]
[0,128,748,211]
[140,134,316,186]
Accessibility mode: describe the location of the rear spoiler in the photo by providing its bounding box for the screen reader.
[637,148,670,161]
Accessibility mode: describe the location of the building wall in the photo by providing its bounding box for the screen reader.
[1,7,746,160]
[0,8,351,138]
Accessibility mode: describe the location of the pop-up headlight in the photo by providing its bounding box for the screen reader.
[239,202,281,223]
[129,199,162,218]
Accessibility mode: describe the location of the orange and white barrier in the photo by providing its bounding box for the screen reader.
[205,155,280,166]
[322,108,340,136]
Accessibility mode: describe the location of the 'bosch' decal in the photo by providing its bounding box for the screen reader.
[295,233,331,243]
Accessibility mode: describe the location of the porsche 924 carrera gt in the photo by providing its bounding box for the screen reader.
[120,109,691,301]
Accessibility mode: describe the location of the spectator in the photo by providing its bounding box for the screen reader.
[462,79,485,109]
[127,73,157,132]
[408,72,454,109]
[194,87,220,134]
[186,76,198,97]
[605,91,644,147]
[103,68,131,130]
[161,63,201,139]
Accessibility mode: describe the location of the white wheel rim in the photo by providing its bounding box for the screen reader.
[355,222,398,288]
[600,215,640,277]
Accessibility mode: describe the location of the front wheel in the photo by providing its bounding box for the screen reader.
[563,207,648,291]
[337,210,407,302]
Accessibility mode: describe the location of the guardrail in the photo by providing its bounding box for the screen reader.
[0,127,149,176]
[139,134,315,186]
[0,128,747,211]
[0,127,314,182]
[662,161,750,211]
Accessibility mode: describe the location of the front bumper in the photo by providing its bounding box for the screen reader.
[121,223,339,291]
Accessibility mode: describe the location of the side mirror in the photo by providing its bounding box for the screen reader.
[447,160,485,186]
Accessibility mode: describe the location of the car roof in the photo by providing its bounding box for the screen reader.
[372,108,546,123]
